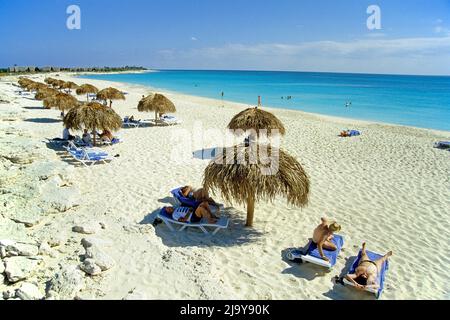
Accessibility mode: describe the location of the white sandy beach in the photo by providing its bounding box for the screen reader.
[0,73,449,300]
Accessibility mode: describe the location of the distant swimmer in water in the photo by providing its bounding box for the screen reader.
[345,101,352,107]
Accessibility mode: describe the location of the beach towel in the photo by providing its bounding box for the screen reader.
[287,234,344,268]
[343,249,389,299]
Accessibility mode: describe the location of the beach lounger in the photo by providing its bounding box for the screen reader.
[171,187,203,208]
[158,115,182,126]
[286,234,344,269]
[123,116,142,128]
[156,207,229,235]
[98,137,123,146]
[63,142,112,166]
[66,148,113,166]
[342,249,389,299]
[434,141,450,149]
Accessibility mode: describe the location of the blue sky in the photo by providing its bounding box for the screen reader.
[1,0,449,75]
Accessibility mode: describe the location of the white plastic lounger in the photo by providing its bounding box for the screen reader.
[158,115,182,126]
[287,235,344,269]
[67,149,113,167]
[123,117,142,128]
[157,207,229,235]
[67,149,113,166]
[64,142,113,167]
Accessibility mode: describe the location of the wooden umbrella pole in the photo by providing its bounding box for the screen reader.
[93,127,96,146]
[246,194,255,227]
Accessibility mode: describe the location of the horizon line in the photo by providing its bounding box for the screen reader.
[147,68,450,78]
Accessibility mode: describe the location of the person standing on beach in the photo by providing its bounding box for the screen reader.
[312,218,341,262]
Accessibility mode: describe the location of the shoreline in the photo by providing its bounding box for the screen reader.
[77,72,450,136]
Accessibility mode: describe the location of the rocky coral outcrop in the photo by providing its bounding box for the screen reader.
[46,265,85,300]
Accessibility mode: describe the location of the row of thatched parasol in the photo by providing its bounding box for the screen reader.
[18,77,308,227]
[18,77,124,147]
[19,77,125,109]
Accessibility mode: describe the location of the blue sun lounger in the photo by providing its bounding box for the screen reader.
[156,207,229,235]
[171,187,203,208]
[434,141,450,149]
[287,234,344,269]
[342,249,389,299]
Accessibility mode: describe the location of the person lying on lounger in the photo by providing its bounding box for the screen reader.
[99,129,114,142]
[180,186,219,206]
[339,130,350,137]
[82,129,92,145]
[312,218,341,262]
[164,201,218,224]
[345,242,392,290]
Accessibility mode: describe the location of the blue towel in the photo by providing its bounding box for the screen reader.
[348,130,361,137]
[348,249,389,298]
[171,187,202,208]
[305,234,344,266]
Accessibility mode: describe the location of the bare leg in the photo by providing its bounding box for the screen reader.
[195,206,217,224]
[374,251,392,271]
[360,242,370,262]
[181,186,193,197]
[322,240,337,251]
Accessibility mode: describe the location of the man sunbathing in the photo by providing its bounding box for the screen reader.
[312,218,341,262]
[165,201,218,224]
[181,186,219,206]
[339,130,350,137]
[345,242,392,290]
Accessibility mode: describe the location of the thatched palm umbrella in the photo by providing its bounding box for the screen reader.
[51,80,66,91]
[63,102,122,146]
[203,144,309,227]
[61,81,79,94]
[228,107,286,143]
[137,93,176,122]
[44,77,57,85]
[96,87,125,108]
[25,82,48,92]
[76,84,99,101]
[35,87,58,101]
[43,92,78,115]
[18,78,33,89]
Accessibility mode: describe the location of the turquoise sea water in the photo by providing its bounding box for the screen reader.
[81,70,450,131]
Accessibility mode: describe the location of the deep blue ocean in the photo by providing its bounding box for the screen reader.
[81,70,450,131]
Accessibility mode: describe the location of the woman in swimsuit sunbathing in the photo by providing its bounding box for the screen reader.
[312,218,341,262]
[164,201,218,224]
[181,186,218,206]
[345,242,393,290]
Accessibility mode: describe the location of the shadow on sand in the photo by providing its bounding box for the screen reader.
[280,242,334,281]
[25,118,61,124]
[192,147,221,160]
[140,206,265,248]
[23,106,45,110]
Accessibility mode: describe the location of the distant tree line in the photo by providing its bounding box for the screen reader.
[1,65,147,74]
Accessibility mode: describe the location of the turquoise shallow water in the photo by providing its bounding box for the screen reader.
[81,70,450,131]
